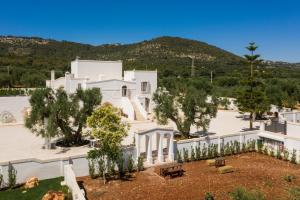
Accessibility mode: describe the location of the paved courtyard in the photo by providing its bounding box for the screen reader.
[0,110,258,163]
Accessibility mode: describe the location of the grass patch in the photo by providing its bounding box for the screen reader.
[0,177,66,200]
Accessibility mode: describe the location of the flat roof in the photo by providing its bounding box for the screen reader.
[71,59,122,63]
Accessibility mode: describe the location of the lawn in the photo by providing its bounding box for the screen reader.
[0,177,66,200]
[78,153,300,200]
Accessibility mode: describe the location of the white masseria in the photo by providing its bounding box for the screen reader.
[46,58,157,121]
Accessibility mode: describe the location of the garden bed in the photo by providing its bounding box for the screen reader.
[0,177,69,200]
[78,153,300,200]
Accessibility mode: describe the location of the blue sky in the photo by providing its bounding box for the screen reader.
[0,0,300,62]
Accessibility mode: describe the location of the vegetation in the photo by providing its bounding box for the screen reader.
[127,154,135,173]
[86,103,129,183]
[7,162,17,189]
[236,43,269,129]
[0,177,70,200]
[229,187,265,200]
[25,88,101,146]
[204,192,215,200]
[153,79,218,138]
[137,156,144,171]
[288,186,300,200]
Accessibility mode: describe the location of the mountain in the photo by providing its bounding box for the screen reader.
[0,35,299,88]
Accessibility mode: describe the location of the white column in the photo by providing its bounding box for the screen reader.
[293,113,296,123]
[239,133,243,151]
[168,132,174,161]
[135,133,140,162]
[259,121,265,133]
[146,135,153,164]
[157,133,164,163]
[218,136,221,154]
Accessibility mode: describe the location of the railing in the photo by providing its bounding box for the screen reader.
[265,121,287,135]
[64,164,86,200]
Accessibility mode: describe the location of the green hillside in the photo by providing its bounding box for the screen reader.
[0,35,300,90]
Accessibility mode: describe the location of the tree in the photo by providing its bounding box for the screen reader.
[87,103,129,183]
[25,87,101,146]
[236,43,269,129]
[153,79,218,138]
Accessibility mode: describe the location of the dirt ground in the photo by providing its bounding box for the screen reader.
[77,153,300,200]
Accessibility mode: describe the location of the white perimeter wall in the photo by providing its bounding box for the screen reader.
[0,96,30,124]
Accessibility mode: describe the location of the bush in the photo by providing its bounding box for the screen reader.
[213,144,218,158]
[195,146,201,161]
[190,147,196,161]
[291,149,297,164]
[137,156,144,171]
[202,145,208,159]
[288,187,300,200]
[8,162,17,188]
[204,192,214,200]
[127,154,135,173]
[283,149,290,161]
[0,171,3,188]
[183,148,189,162]
[257,140,263,153]
[98,157,105,177]
[117,156,125,178]
[269,147,275,157]
[263,146,268,155]
[229,187,265,200]
[276,148,282,160]
[218,165,234,174]
[283,174,295,182]
[176,150,183,163]
[88,159,97,179]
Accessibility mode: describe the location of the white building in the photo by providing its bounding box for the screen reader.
[46,59,157,121]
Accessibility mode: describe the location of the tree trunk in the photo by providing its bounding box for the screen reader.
[249,112,253,129]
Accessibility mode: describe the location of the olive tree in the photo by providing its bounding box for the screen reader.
[25,87,101,146]
[153,80,218,138]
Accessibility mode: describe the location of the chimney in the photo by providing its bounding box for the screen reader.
[51,70,55,81]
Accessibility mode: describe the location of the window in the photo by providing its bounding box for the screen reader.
[122,85,127,97]
[77,83,82,90]
[141,82,150,93]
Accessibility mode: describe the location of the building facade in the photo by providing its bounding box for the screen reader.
[46,59,157,121]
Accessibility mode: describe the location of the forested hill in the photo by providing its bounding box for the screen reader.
[0,35,299,88]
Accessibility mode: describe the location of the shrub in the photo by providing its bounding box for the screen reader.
[183,148,189,162]
[204,192,215,200]
[229,187,265,200]
[224,143,231,156]
[127,154,135,173]
[195,146,201,160]
[8,162,17,188]
[257,140,263,153]
[98,157,105,177]
[88,159,97,179]
[283,174,295,182]
[207,145,213,159]
[190,147,196,161]
[202,144,208,159]
[269,147,275,157]
[234,141,240,154]
[263,146,268,155]
[108,161,116,177]
[176,150,183,163]
[283,149,290,161]
[213,144,218,158]
[117,156,125,178]
[220,145,224,157]
[276,148,282,160]
[0,171,3,188]
[137,156,144,171]
[288,186,300,200]
[242,143,246,153]
[218,165,234,174]
[291,149,297,164]
[230,141,235,155]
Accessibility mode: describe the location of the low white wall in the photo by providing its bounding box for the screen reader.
[286,122,300,138]
[176,131,259,156]
[0,145,136,185]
